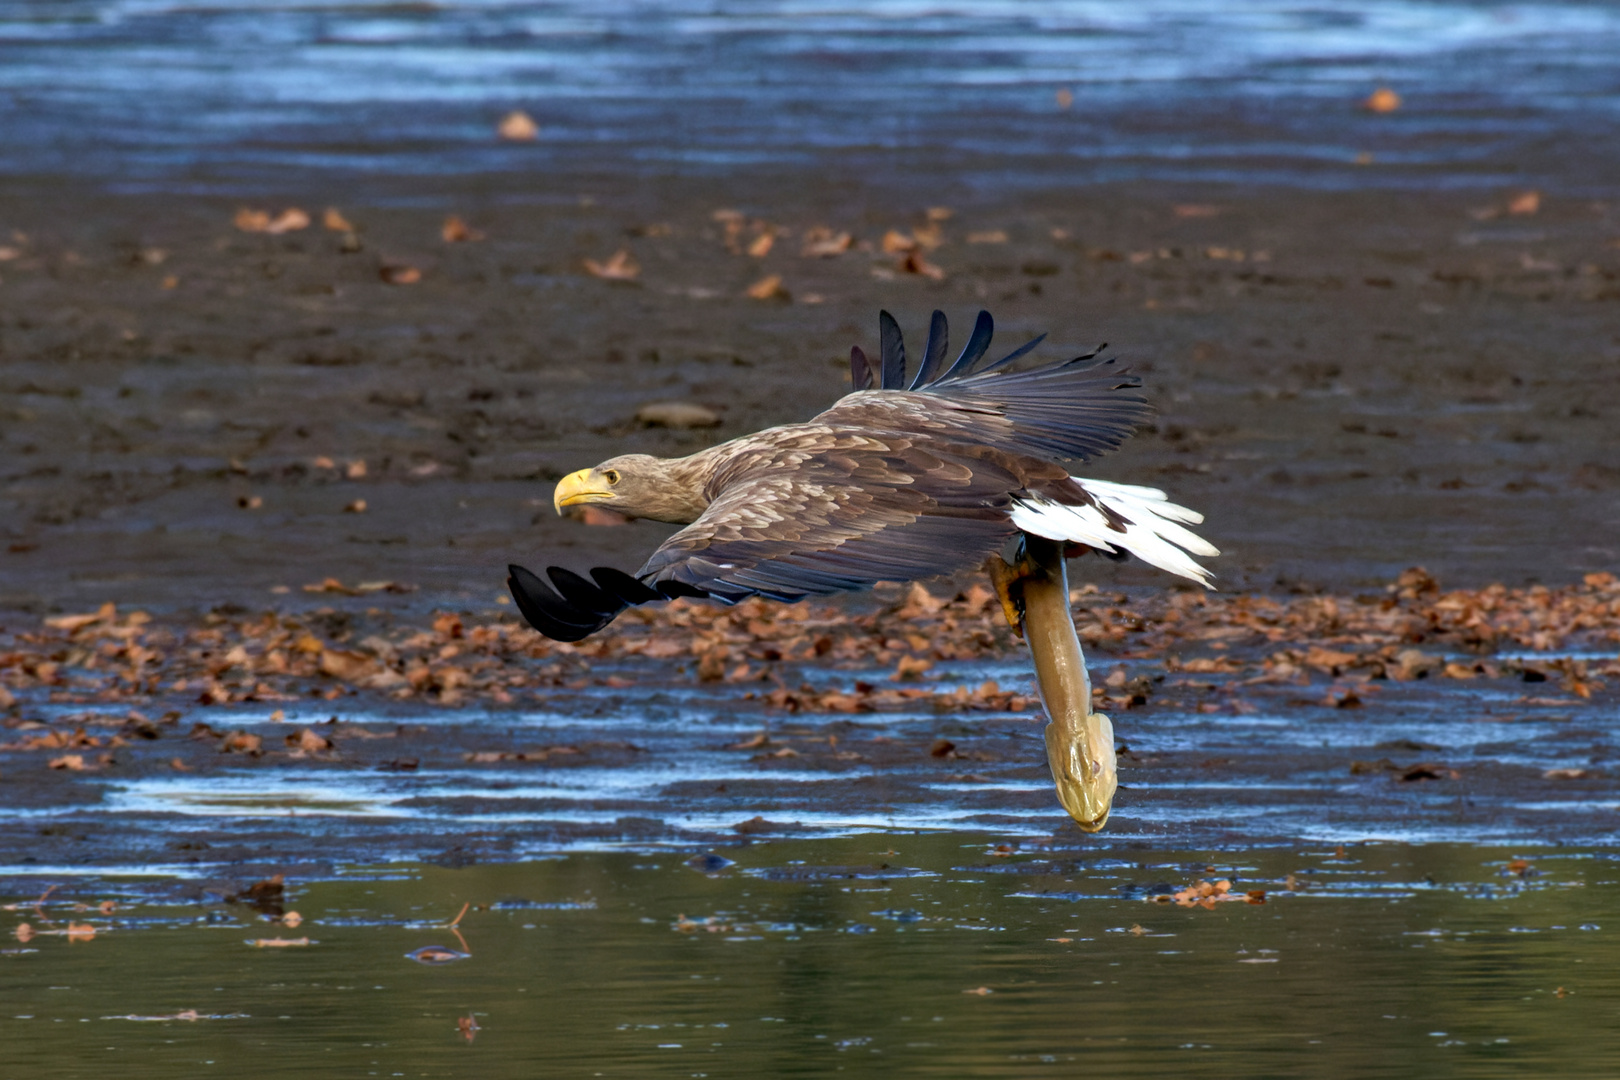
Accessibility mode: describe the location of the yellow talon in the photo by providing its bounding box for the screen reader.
[984,552,1029,638]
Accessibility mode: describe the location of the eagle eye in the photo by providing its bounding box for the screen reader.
[603,469,621,486]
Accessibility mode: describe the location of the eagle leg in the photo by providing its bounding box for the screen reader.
[1014,534,1118,833]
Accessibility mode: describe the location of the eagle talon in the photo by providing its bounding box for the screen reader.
[985,553,1030,637]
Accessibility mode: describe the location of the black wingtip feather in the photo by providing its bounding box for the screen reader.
[849,345,874,391]
[507,564,605,642]
[908,309,950,390]
[591,566,662,605]
[935,309,994,383]
[878,309,906,390]
[546,566,626,618]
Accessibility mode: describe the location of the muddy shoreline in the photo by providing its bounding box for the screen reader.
[3,179,1618,617]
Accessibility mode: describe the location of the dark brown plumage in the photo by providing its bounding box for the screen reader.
[510,309,1187,642]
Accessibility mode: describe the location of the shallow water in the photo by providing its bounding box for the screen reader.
[3,1,1618,195]
[6,645,1617,878]
[3,835,1616,1078]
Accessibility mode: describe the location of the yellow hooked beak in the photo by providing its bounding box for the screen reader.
[553,469,613,515]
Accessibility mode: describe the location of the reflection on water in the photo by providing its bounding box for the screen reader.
[1,1,1617,193]
[2,835,1615,1077]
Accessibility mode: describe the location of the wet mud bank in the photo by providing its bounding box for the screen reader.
[2,570,1616,887]
[2,181,1619,615]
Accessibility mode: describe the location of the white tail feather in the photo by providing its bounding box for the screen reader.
[1008,478,1218,587]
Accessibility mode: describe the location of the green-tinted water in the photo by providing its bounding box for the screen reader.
[3,836,1615,1078]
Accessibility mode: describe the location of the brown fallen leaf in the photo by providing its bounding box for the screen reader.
[900,251,944,280]
[442,215,485,243]
[458,1015,480,1042]
[287,728,335,753]
[247,937,310,948]
[220,731,263,756]
[267,209,310,235]
[281,911,302,928]
[234,208,271,232]
[48,754,89,771]
[322,208,355,232]
[45,603,116,632]
[236,495,263,510]
[967,230,1008,244]
[379,264,421,285]
[343,499,368,513]
[231,875,285,905]
[891,655,932,681]
[746,232,775,258]
[345,459,367,479]
[1508,190,1541,216]
[1543,768,1591,780]
[584,249,640,281]
[1173,204,1221,219]
[800,228,853,257]
[1364,87,1401,113]
[881,229,916,254]
[745,273,789,301]
[66,921,96,942]
[319,647,374,681]
[962,986,993,996]
[497,110,539,141]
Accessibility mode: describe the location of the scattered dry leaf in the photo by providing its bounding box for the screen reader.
[900,251,944,280]
[801,228,853,257]
[1364,87,1401,113]
[746,274,789,301]
[1055,88,1073,109]
[442,215,485,243]
[379,264,421,285]
[497,110,539,141]
[1508,191,1541,216]
[322,208,355,232]
[584,249,640,281]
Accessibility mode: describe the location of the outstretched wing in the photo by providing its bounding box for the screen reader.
[843,308,1152,463]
